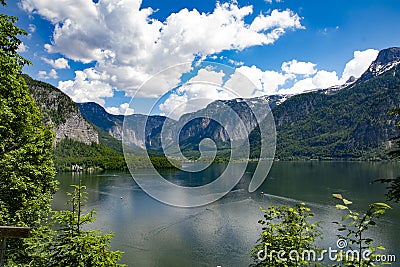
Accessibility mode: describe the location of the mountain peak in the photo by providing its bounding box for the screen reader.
[357,47,400,83]
[374,47,400,65]
[345,76,356,84]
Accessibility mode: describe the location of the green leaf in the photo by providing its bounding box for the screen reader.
[332,193,343,200]
[342,214,350,221]
[372,202,391,209]
[365,238,373,245]
[342,199,352,205]
[336,204,348,210]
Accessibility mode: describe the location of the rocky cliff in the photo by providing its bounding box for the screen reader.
[76,102,167,149]
[23,75,98,145]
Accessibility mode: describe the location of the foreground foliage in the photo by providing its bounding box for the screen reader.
[25,184,124,266]
[252,197,392,267]
[0,2,57,264]
[332,194,391,267]
[250,198,391,267]
[251,202,322,266]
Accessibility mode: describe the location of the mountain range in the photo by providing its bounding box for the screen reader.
[26,47,400,161]
[271,47,400,160]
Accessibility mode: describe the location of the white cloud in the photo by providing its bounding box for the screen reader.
[250,9,303,32]
[228,59,244,66]
[37,71,46,78]
[313,70,340,88]
[48,69,58,79]
[21,0,378,116]
[155,48,377,117]
[159,68,235,120]
[223,48,376,96]
[20,0,99,24]
[42,57,70,69]
[279,77,314,94]
[159,83,235,120]
[17,42,28,53]
[159,93,188,120]
[189,67,225,84]
[21,0,304,100]
[340,49,379,82]
[319,25,340,36]
[38,69,58,79]
[28,23,36,33]
[106,103,135,115]
[281,59,317,76]
[225,65,290,96]
[58,70,113,105]
[278,70,340,94]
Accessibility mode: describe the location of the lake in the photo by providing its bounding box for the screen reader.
[53,161,400,266]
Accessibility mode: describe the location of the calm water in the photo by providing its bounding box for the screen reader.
[53,161,400,266]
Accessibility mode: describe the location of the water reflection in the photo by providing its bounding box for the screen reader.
[53,161,400,266]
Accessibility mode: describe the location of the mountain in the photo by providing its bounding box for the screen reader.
[160,95,283,157]
[23,75,99,145]
[77,102,167,149]
[144,47,400,160]
[76,102,124,135]
[357,47,400,84]
[77,95,285,157]
[24,75,172,171]
[57,47,400,161]
[261,47,400,160]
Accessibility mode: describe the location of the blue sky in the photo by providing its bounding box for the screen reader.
[2,0,400,116]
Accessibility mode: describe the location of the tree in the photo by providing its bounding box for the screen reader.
[26,184,124,266]
[251,202,322,266]
[0,1,57,263]
[374,108,400,202]
[332,194,391,266]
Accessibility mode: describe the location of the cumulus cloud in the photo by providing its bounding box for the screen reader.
[158,48,377,117]
[159,93,188,120]
[159,84,235,120]
[38,69,58,79]
[250,9,303,32]
[313,70,340,88]
[20,0,378,117]
[21,0,304,100]
[278,70,340,94]
[17,42,28,53]
[340,49,379,82]
[224,48,376,97]
[106,103,135,115]
[189,67,225,84]
[58,70,113,105]
[281,59,317,76]
[159,68,235,120]
[42,57,70,69]
[225,65,290,96]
